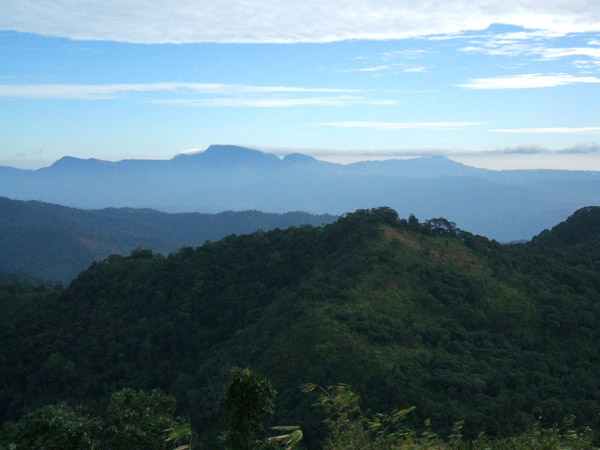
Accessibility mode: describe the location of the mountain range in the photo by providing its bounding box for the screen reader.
[2,145,599,241]
[0,197,335,282]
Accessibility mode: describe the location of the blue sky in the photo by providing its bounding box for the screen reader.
[1,1,600,170]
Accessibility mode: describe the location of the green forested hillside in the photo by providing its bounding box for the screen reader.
[1,207,600,447]
[0,196,336,282]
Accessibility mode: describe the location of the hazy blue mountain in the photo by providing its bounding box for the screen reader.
[0,196,336,282]
[1,144,599,241]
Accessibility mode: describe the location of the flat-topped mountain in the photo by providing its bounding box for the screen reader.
[2,145,599,241]
[172,144,282,167]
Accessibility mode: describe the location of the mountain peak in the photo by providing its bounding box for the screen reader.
[282,153,318,164]
[51,156,86,167]
[47,156,109,171]
[173,145,281,166]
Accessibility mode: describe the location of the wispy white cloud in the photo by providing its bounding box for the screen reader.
[459,73,600,89]
[316,121,486,130]
[425,33,483,41]
[466,42,600,60]
[574,59,600,69]
[488,143,600,154]
[0,82,361,100]
[179,148,204,155]
[2,1,600,44]
[559,142,600,154]
[460,29,563,53]
[491,126,600,134]
[460,30,600,67]
[538,46,600,60]
[0,82,396,107]
[351,50,430,74]
[154,97,398,107]
[339,65,391,73]
[266,142,600,159]
[380,49,429,61]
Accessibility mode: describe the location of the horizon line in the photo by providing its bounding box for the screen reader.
[3,143,600,172]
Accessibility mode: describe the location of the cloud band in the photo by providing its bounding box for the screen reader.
[2,1,600,43]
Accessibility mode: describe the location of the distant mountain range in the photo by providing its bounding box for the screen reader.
[0,197,335,282]
[2,144,599,241]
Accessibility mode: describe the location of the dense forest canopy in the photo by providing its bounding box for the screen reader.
[0,196,336,282]
[1,206,600,447]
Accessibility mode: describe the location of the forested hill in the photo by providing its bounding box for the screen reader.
[0,196,336,282]
[2,207,600,447]
[532,205,600,246]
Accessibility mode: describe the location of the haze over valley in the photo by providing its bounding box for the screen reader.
[2,145,600,242]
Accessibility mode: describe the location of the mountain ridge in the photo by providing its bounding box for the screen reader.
[1,145,599,241]
[0,196,336,282]
[3,145,599,176]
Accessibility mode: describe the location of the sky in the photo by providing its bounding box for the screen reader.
[1,1,600,170]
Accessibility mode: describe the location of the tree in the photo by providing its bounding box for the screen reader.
[304,383,421,449]
[408,214,420,232]
[105,388,180,450]
[426,218,457,237]
[0,403,101,450]
[220,368,277,450]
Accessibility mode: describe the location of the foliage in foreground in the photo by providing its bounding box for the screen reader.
[220,367,278,450]
[1,370,598,449]
[0,402,101,450]
[0,388,187,450]
[307,382,597,449]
